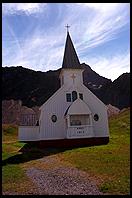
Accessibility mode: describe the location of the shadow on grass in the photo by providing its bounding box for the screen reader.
[2,143,73,166]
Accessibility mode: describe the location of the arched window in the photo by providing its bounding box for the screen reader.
[72,91,77,102]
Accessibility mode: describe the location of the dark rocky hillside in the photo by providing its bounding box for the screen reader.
[99,73,130,109]
[2,66,60,107]
[2,64,130,109]
[82,63,111,87]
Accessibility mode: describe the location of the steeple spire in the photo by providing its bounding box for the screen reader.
[62,30,82,69]
[65,24,70,32]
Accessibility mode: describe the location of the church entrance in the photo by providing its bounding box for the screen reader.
[64,98,94,138]
[66,114,93,138]
[70,115,90,126]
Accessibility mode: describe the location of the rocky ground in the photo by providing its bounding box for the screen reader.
[2,99,122,125]
[2,100,40,125]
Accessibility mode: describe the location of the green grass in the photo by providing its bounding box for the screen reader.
[59,109,130,195]
[2,125,34,193]
[2,108,130,195]
[2,164,26,190]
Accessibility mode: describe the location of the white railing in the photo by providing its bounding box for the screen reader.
[18,126,39,141]
[67,125,94,139]
[20,114,38,126]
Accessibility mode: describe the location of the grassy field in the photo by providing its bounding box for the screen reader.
[2,125,37,194]
[2,108,130,195]
[59,109,130,195]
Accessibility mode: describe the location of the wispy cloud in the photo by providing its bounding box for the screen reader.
[77,3,121,12]
[2,3,47,15]
[74,3,130,50]
[2,3,130,80]
[2,27,65,71]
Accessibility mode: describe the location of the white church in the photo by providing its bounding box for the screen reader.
[19,29,109,147]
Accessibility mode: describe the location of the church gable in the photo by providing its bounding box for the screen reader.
[66,98,92,115]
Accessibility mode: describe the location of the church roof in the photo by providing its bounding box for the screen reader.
[64,98,92,116]
[62,31,82,69]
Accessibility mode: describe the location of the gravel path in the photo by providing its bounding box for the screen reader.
[3,155,104,195]
[25,156,103,195]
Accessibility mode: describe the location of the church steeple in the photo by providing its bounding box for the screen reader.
[59,28,84,87]
[62,31,82,69]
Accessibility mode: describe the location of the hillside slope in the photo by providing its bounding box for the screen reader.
[2,65,130,109]
[99,73,130,109]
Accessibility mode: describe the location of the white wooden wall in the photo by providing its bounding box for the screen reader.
[59,68,84,87]
[39,82,109,140]
[39,86,72,140]
[67,126,93,138]
[80,84,109,137]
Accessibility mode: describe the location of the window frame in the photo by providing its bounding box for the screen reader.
[66,93,72,102]
[94,114,99,121]
[79,93,83,100]
[72,91,77,102]
[69,114,91,126]
[51,115,57,122]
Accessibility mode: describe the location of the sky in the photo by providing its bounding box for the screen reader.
[2,3,130,81]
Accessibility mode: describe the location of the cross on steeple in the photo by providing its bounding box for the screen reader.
[62,25,81,69]
[71,73,76,83]
[65,24,70,32]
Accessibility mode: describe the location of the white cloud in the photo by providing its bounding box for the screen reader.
[82,52,130,81]
[2,29,65,71]
[53,3,130,57]
[3,28,130,81]
[77,3,121,12]
[2,3,47,15]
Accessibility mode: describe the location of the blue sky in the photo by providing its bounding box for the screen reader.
[2,3,130,81]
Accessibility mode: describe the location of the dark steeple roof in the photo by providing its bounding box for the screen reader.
[62,31,82,69]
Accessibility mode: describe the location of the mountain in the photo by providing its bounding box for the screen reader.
[2,64,130,109]
[2,66,60,107]
[82,63,111,87]
[99,72,130,109]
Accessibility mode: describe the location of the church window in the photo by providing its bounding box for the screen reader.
[72,91,77,102]
[70,115,90,126]
[51,115,57,122]
[94,114,99,121]
[70,120,81,126]
[66,93,71,102]
[79,93,83,100]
